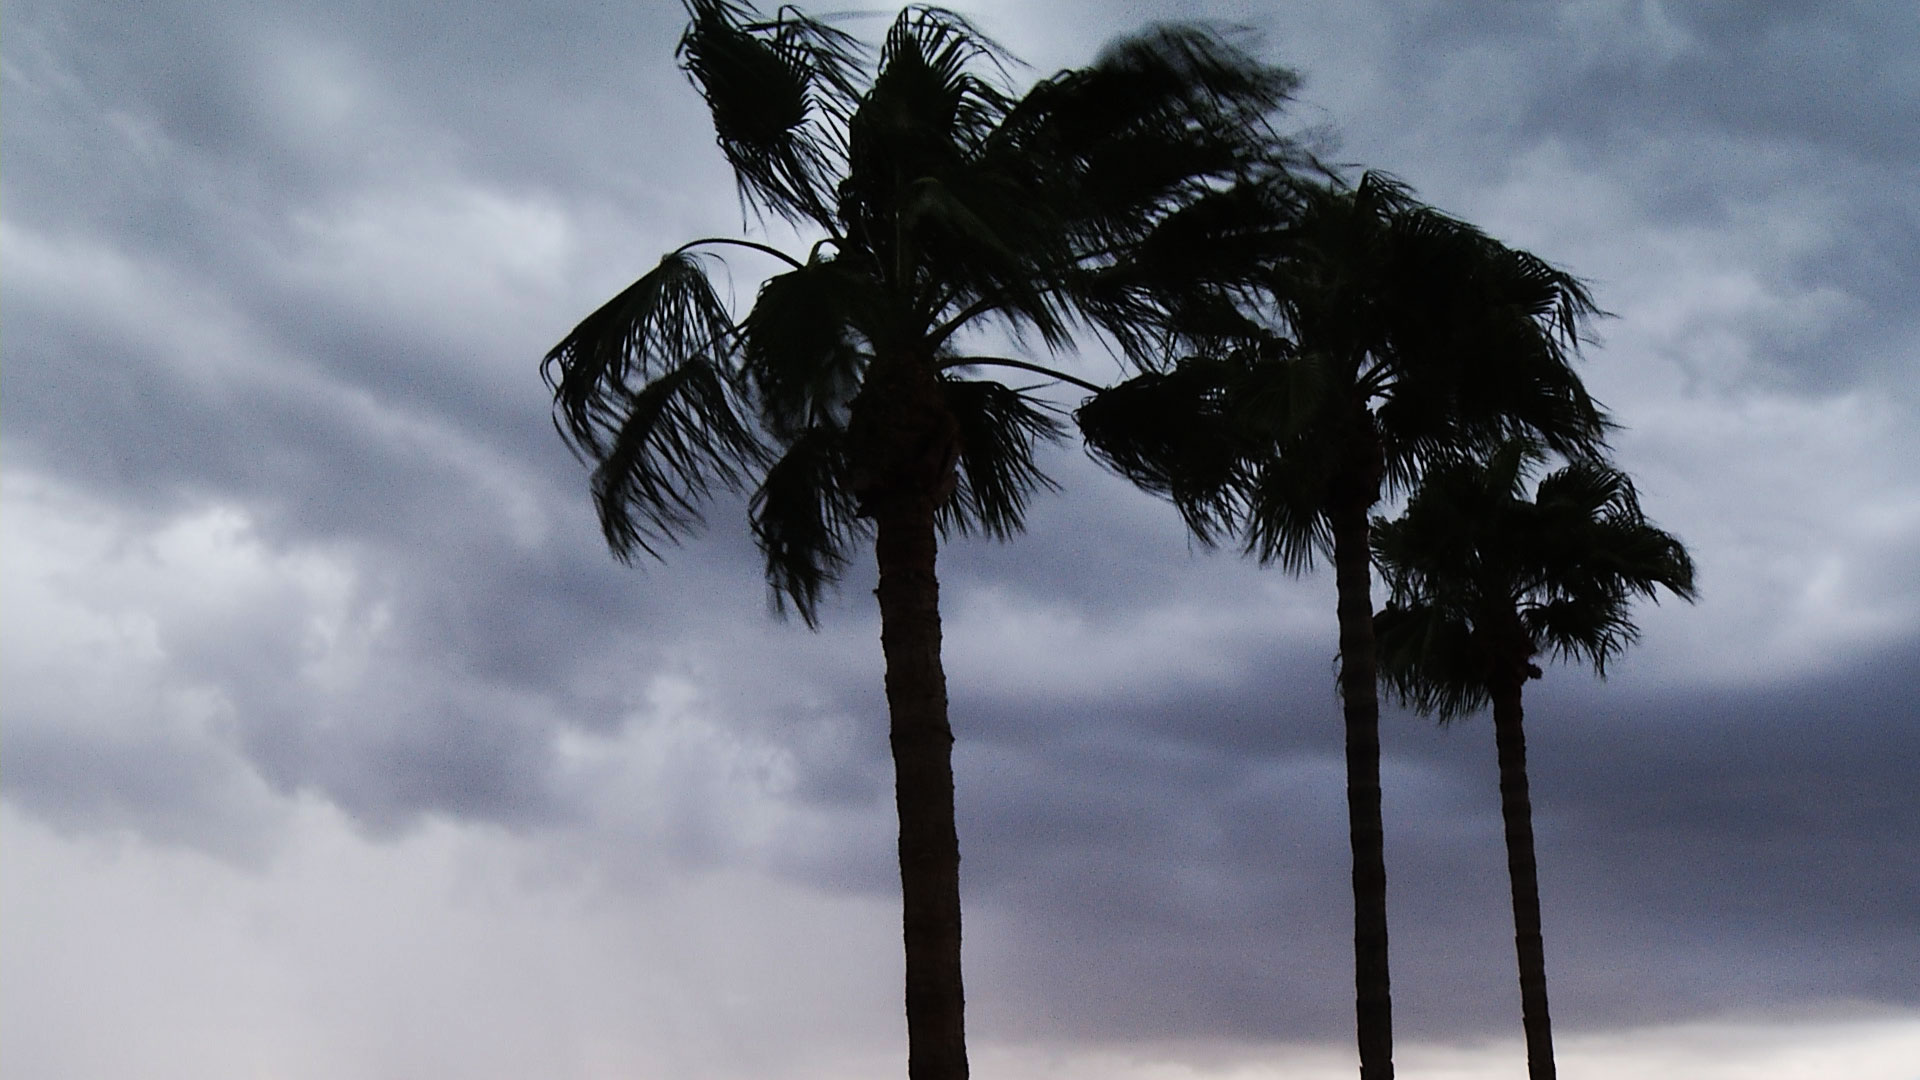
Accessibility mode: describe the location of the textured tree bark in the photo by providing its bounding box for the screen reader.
[1332,493,1393,1080]
[1492,673,1556,1080]
[874,498,967,1080]
[858,353,968,1080]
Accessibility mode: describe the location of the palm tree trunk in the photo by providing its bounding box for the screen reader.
[874,495,968,1080]
[1332,495,1393,1080]
[1492,674,1555,1079]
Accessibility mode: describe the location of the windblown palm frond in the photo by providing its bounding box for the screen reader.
[586,356,765,560]
[741,257,870,440]
[937,377,1065,540]
[967,26,1304,359]
[679,0,862,227]
[1521,458,1697,671]
[1373,600,1491,722]
[749,421,864,625]
[544,249,764,560]
[1075,351,1258,546]
[545,250,740,459]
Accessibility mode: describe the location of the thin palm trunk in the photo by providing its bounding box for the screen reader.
[1491,674,1555,1079]
[872,461,967,1078]
[1332,489,1393,1080]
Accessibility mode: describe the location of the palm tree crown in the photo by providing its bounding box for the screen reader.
[546,0,1300,622]
[1373,441,1698,715]
[1372,441,1695,1080]
[1080,171,1609,561]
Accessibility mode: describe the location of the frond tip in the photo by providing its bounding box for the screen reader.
[1075,357,1250,548]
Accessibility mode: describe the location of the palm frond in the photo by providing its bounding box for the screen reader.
[937,378,1065,540]
[1374,601,1491,722]
[1380,218,1610,463]
[1076,357,1250,546]
[749,421,866,626]
[1523,459,1697,671]
[545,250,740,459]
[679,0,859,227]
[588,356,766,560]
[741,257,871,440]
[968,26,1300,362]
[1071,178,1300,357]
[1243,446,1335,572]
[897,173,1073,347]
[878,6,1015,151]
[831,8,1078,347]
[1227,342,1349,572]
[1077,24,1298,165]
[1525,589,1641,674]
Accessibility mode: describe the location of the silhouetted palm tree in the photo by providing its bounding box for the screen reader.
[1079,172,1608,1080]
[542,5,1299,1077]
[1372,442,1695,1080]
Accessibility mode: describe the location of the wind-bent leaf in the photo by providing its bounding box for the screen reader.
[741,258,870,440]
[1076,356,1251,547]
[1242,446,1336,572]
[545,250,740,460]
[972,26,1301,362]
[938,378,1064,540]
[1058,179,1294,361]
[876,6,1015,152]
[588,356,765,561]
[1374,601,1490,722]
[749,422,865,626]
[679,0,860,227]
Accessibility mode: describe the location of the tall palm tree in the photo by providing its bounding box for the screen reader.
[542,5,1299,1077]
[1078,172,1609,1080]
[1372,442,1696,1080]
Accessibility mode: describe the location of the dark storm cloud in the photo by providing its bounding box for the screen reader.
[914,629,1920,1045]
[1,0,721,509]
[1524,642,1920,1007]
[1,724,286,863]
[1,0,705,211]
[1507,3,1913,168]
[1358,0,1920,398]
[1367,1,1920,173]
[0,0,769,843]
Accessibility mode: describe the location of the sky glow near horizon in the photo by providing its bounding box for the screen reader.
[3,1,1917,1077]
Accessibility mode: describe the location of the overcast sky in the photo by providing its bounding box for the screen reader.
[4,1,1917,1077]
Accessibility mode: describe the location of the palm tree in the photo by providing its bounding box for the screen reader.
[1078,172,1609,1080]
[1371,442,1695,1080]
[542,5,1300,1077]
